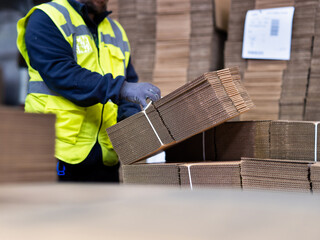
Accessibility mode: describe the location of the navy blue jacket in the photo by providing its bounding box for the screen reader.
[25,0,141,122]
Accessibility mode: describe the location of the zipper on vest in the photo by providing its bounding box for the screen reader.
[96,104,105,142]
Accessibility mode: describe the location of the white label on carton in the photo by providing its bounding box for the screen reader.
[242,7,295,60]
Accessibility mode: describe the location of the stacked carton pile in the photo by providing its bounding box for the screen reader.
[241,121,318,192]
[110,0,225,93]
[107,67,254,165]
[0,108,56,183]
[310,163,320,192]
[280,1,317,120]
[115,66,253,189]
[120,120,320,192]
[305,1,320,120]
[123,162,242,189]
[134,0,157,82]
[241,158,311,192]
[225,0,319,121]
[152,0,191,95]
[187,0,225,82]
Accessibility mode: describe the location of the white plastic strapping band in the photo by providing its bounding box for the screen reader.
[315,123,318,163]
[142,101,164,146]
[187,165,193,190]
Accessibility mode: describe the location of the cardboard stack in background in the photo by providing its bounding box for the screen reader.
[305,0,320,120]
[187,0,225,82]
[225,0,320,121]
[310,163,320,193]
[241,158,312,192]
[110,0,226,94]
[0,107,56,183]
[280,1,317,120]
[107,67,254,165]
[152,0,191,96]
[108,0,119,21]
[134,0,157,83]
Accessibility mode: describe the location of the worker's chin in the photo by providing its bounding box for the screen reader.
[86,2,106,14]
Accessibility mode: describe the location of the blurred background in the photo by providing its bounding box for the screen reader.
[0,0,50,106]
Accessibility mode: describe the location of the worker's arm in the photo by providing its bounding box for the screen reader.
[25,9,125,107]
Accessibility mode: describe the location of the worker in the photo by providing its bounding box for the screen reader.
[16,0,161,182]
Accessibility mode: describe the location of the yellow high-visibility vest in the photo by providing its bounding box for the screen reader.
[17,0,131,166]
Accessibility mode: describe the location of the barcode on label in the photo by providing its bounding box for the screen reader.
[270,19,279,36]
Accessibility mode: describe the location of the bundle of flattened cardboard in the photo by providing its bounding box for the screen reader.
[225,0,320,121]
[0,107,56,183]
[119,119,320,192]
[122,162,242,189]
[107,67,254,165]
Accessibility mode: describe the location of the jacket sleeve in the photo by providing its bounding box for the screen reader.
[117,58,142,122]
[25,9,125,107]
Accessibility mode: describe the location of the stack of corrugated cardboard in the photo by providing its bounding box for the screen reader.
[179,162,241,189]
[187,0,225,82]
[122,162,242,189]
[269,120,318,160]
[0,107,56,183]
[107,67,254,165]
[310,163,320,192]
[152,0,191,96]
[305,0,320,120]
[241,158,312,192]
[225,0,320,121]
[119,119,320,192]
[109,67,254,188]
[134,0,157,83]
[280,1,316,120]
[110,0,226,94]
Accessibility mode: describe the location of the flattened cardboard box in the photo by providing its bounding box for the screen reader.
[107,67,254,165]
[122,161,241,189]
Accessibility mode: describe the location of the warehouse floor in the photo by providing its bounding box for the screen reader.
[0,183,319,239]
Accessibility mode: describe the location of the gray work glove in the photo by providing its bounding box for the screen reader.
[120,81,161,108]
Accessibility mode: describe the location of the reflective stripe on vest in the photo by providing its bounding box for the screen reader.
[50,2,129,73]
[28,81,58,96]
[48,2,92,61]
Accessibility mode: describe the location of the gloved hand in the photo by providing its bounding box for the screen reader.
[120,81,161,108]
